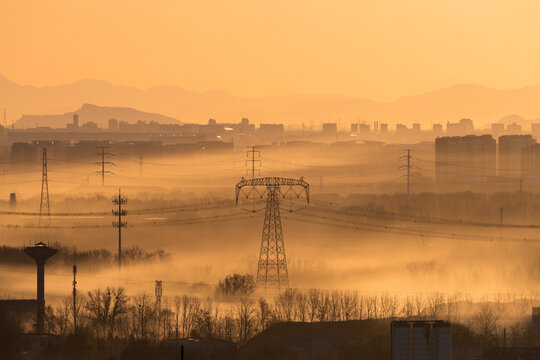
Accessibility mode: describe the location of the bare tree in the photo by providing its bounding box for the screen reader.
[317,292,330,321]
[236,298,257,344]
[328,291,342,321]
[427,292,446,319]
[472,303,500,346]
[380,294,400,319]
[402,296,415,319]
[295,292,308,322]
[275,288,298,321]
[133,293,156,340]
[307,289,320,322]
[85,287,129,338]
[179,295,200,337]
[257,297,272,331]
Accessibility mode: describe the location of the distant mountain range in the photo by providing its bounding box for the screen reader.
[2,74,540,129]
[16,104,181,129]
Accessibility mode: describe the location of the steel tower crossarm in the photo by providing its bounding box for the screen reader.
[235,176,310,204]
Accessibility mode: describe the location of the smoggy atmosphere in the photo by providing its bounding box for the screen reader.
[3,2,540,360]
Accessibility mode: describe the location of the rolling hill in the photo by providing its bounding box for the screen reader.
[2,75,540,128]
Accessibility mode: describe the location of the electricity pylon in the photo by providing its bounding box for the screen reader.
[245,146,260,178]
[39,148,50,221]
[95,146,115,186]
[399,149,416,196]
[235,177,309,290]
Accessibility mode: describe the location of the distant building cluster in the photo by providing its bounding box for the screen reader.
[435,134,540,191]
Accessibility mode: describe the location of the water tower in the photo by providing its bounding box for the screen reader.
[24,242,57,333]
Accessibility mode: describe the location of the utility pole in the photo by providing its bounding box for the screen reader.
[155,280,162,338]
[72,264,77,330]
[245,146,260,178]
[112,189,127,269]
[399,149,414,196]
[95,146,115,186]
[39,148,50,223]
[139,153,143,177]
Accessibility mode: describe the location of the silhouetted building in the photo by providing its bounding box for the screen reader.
[447,118,474,135]
[322,123,337,138]
[66,114,79,130]
[81,121,99,130]
[498,135,535,178]
[108,118,119,130]
[412,123,421,133]
[380,123,388,134]
[521,144,540,186]
[435,135,496,190]
[9,192,16,209]
[358,123,370,134]
[396,124,408,135]
[532,123,540,138]
[506,122,522,134]
[433,124,443,134]
[392,321,451,360]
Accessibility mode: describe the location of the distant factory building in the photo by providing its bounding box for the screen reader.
[412,123,421,133]
[435,135,496,190]
[498,135,535,178]
[446,118,474,136]
[432,124,443,134]
[380,123,388,134]
[322,123,337,138]
[392,321,451,360]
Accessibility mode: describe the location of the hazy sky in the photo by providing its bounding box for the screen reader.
[2,0,540,100]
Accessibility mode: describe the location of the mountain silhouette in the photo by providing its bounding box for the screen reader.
[2,75,540,128]
[15,103,182,129]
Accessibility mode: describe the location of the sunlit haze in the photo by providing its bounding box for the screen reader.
[2,1,540,99]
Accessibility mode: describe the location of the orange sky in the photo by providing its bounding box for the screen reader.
[2,0,540,100]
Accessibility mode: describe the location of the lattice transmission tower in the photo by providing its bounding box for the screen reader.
[95,146,115,186]
[236,177,309,290]
[40,148,50,218]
